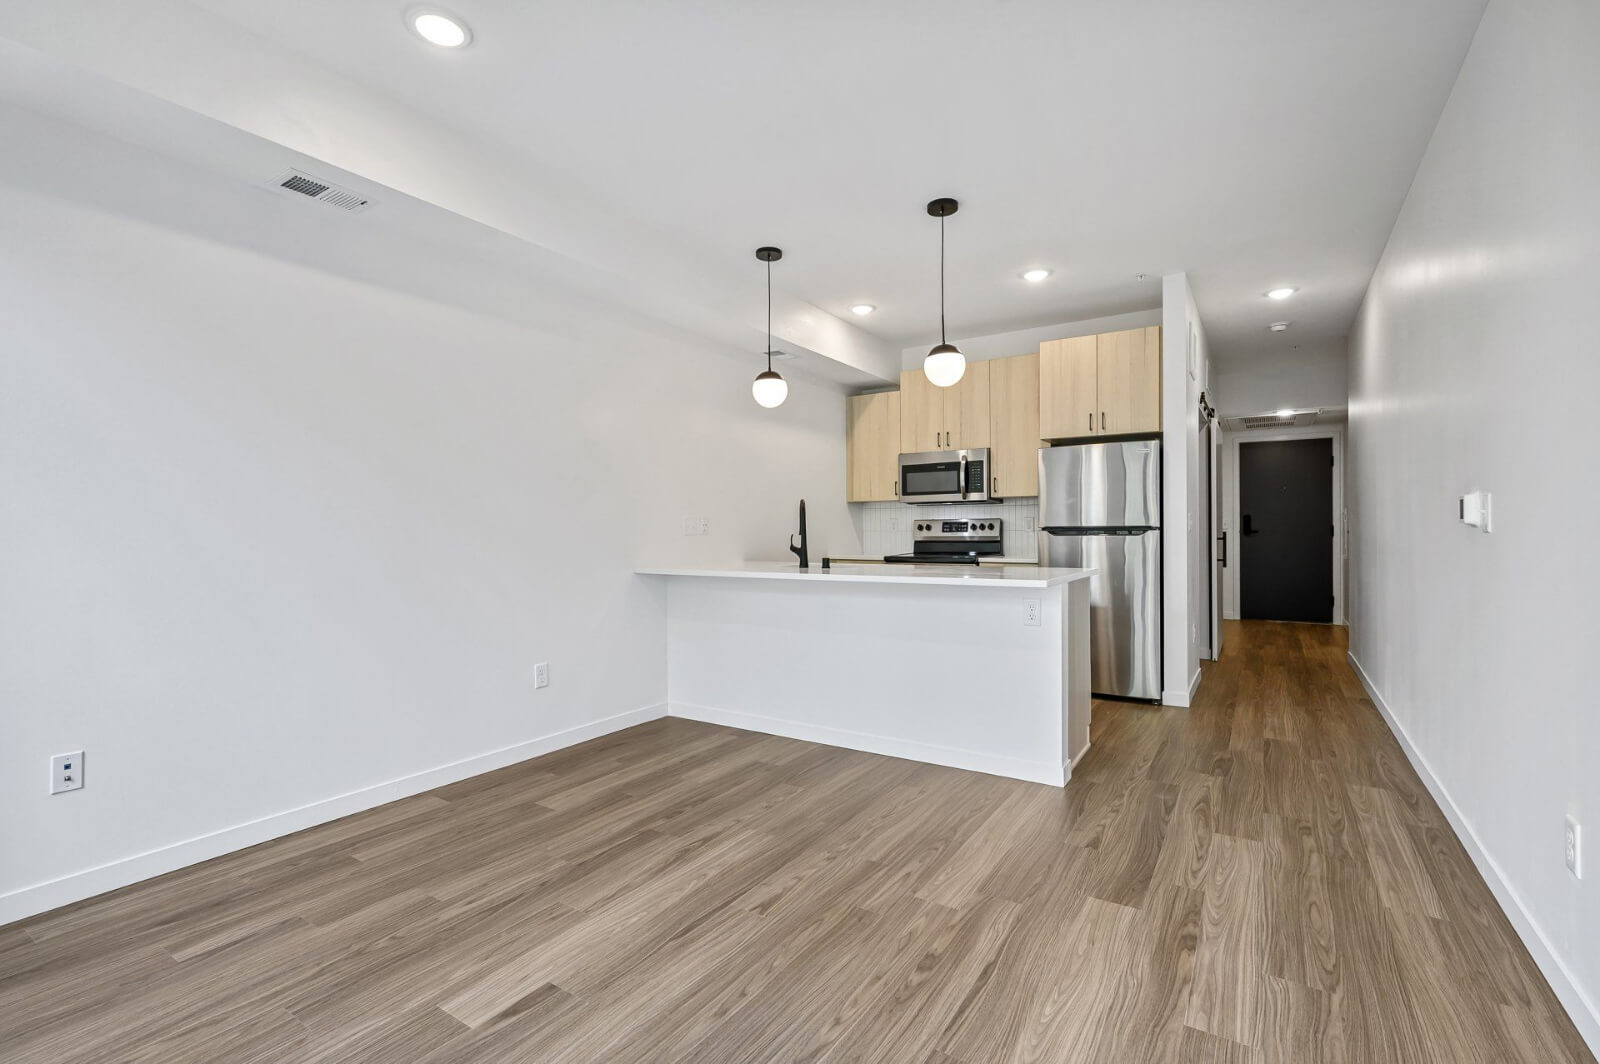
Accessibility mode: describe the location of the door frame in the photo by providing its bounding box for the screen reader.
[1207,419,1223,659]
[1223,424,1345,625]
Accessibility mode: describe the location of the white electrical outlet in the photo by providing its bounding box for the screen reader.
[682,516,709,536]
[1024,599,1041,627]
[534,662,550,689]
[1566,815,1582,879]
[51,751,84,795]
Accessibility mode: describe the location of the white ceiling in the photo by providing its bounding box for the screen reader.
[175,0,1486,365]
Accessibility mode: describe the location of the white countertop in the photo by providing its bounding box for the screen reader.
[825,554,1040,566]
[635,562,1095,588]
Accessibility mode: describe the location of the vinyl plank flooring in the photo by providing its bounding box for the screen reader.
[1186,833,1266,1046]
[1,622,1590,1064]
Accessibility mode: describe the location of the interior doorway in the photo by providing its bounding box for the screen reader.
[1238,437,1335,623]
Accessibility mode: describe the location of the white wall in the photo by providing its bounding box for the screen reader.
[897,308,1162,372]
[1212,338,1349,415]
[0,105,860,920]
[1347,0,1600,1049]
[1161,274,1208,705]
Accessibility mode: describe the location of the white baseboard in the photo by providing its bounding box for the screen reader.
[0,703,667,927]
[1189,667,1203,700]
[1348,652,1600,1056]
[668,702,1065,787]
[1161,687,1191,708]
[1069,740,1092,770]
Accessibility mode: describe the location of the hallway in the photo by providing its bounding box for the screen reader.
[1081,619,1592,1060]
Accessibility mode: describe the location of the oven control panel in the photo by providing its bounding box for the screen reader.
[912,518,1002,542]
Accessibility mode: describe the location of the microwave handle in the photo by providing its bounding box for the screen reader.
[959,454,969,500]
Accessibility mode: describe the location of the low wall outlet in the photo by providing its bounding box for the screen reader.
[1024,599,1041,627]
[682,516,709,536]
[1566,815,1582,879]
[51,751,84,794]
[534,662,550,689]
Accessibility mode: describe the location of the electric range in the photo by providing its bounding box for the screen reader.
[883,517,1002,565]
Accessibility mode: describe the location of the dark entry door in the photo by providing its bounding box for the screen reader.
[1239,438,1333,623]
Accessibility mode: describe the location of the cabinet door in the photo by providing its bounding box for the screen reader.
[846,391,902,502]
[945,359,991,449]
[1130,325,1163,432]
[988,353,1040,497]
[898,370,946,453]
[1097,326,1162,435]
[1039,335,1098,439]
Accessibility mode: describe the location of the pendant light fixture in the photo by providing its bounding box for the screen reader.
[752,246,788,409]
[923,197,966,388]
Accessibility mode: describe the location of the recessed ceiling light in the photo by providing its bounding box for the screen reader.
[1021,268,1052,283]
[408,9,471,47]
[1266,286,1298,300]
[850,304,876,316]
[1276,408,1295,418]
[1268,321,1291,332]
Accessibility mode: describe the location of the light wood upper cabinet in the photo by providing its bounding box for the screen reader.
[988,352,1040,498]
[1039,335,1098,439]
[898,362,990,452]
[1039,327,1161,440]
[846,391,901,502]
[947,360,990,449]
[898,369,945,454]
[1097,326,1162,435]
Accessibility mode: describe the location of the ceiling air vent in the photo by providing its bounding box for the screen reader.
[1224,409,1329,432]
[273,169,371,213]
[1238,414,1297,430]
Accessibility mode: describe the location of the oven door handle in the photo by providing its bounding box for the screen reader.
[958,455,968,500]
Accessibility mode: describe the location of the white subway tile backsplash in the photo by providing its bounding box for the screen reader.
[856,498,1040,560]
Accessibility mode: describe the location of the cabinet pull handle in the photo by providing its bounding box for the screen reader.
[992,475,999,496]
[894,479,898,497]
[1087,413,1092,432]
[1101,411,1106,431]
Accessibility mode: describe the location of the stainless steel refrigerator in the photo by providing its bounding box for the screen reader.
[1038,439,1162,701]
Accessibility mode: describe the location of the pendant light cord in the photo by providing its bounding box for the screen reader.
[939,214,947,345]
[766,257,773,372]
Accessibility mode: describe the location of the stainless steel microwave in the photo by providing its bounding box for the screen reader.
[898,448,991,503]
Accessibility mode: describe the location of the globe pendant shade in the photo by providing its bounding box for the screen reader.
[752,368,788,408]
[923,343,966,387]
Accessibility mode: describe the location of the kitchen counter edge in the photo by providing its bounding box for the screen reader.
[634,562,1095,589]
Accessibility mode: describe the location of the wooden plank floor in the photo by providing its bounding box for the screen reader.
[2,621,1591,1062]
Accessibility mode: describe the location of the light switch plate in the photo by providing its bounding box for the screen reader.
[1459,491,1492,532]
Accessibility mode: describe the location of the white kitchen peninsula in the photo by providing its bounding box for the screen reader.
[635,563,1096,786]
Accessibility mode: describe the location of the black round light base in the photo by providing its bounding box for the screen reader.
[755,246,783,262]
[926,198,959,217]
